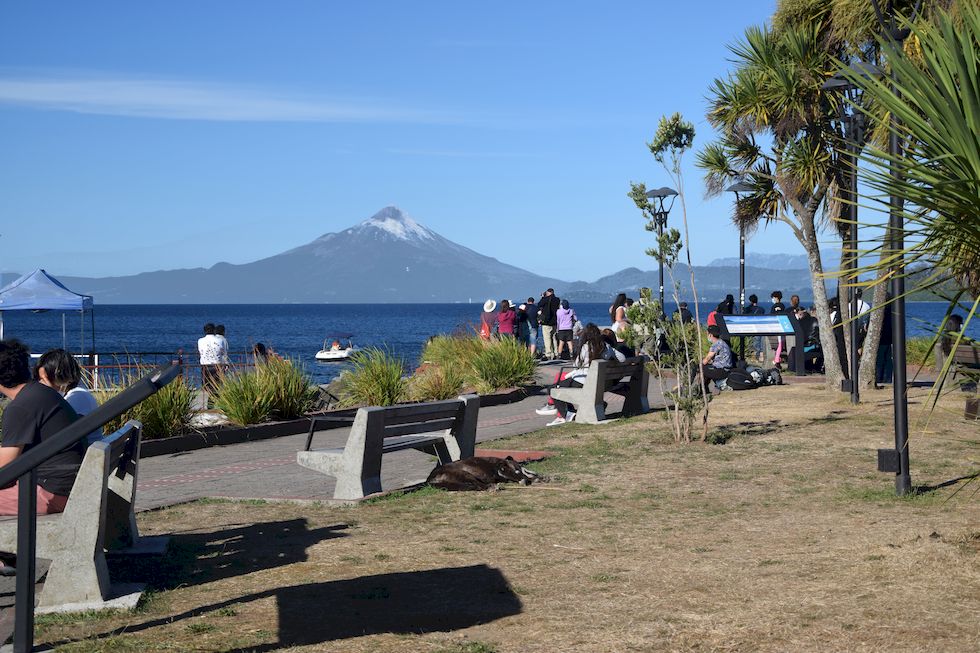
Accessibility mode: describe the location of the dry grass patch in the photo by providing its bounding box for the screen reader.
[34,385,980,652]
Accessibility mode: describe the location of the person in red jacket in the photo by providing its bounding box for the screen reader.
[496,300,517,339]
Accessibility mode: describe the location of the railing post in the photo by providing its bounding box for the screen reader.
[14,470,38,653]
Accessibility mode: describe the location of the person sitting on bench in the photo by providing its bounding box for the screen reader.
[547,323,626,426]
[701,325,734,390]
[0,339,83,515]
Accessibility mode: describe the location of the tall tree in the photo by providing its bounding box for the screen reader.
[698,5,853,389]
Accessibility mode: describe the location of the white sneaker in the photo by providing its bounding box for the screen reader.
[546,416,566,426]
[535,405,558,416]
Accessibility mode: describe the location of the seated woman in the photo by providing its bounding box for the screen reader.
[0,340,83,516]
[546,323,626,426]
[34,349,103,445]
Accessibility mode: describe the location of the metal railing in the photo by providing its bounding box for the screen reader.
[77,351,255,390]
[0,363,181,652]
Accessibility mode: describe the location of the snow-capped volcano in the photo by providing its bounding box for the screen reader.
[354,206,434,242]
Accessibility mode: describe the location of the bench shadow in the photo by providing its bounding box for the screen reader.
[111,518,348,589]
[50,564,521,651]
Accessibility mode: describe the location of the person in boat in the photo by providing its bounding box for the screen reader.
[331,340,342,351]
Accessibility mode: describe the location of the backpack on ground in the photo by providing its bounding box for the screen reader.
[725,369,759,391]
[765,367,783,385]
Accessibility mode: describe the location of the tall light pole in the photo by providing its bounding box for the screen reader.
[644,186,678,310]
[823,62,880,405]
[872,0,920,496]
[725,181,754,316]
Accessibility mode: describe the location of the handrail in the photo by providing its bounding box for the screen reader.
[2,362,180,653]
[0,364,181,488]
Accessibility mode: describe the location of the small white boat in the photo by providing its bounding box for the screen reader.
[315,335,358,362]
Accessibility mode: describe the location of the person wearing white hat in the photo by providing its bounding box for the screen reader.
[480,299,498,340]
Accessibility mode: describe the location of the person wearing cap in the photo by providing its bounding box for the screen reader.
[480,299,498,340]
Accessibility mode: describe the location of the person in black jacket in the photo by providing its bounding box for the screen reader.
[538,289,561,360]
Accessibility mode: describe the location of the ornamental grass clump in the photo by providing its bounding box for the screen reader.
[468,337,537,393]
[409,364,465,401]
[213,369,276,426]
[342,348,408,407]
[255,357,317,419]
[94,370,194,439]
[421,335,485,371]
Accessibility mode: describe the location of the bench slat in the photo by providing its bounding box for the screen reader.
[383,418,457,438]
[381,434,446,453]
[375,406,463,426]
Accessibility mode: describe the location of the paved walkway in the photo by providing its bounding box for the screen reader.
[136,364,668,509]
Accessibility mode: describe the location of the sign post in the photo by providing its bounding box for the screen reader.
[715,314,806,376]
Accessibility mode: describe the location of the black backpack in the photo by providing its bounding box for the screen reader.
[725,369,758,391]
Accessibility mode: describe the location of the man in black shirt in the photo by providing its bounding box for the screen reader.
[538,289,561,361]
[0,339,82,515]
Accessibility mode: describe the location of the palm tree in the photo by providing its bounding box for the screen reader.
[698,7,854,388]
[842,4,980,367]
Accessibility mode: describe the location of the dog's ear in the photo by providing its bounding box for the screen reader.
[505,455,514,461]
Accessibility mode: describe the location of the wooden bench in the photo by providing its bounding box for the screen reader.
[936,342,980,419]
[297,395,480,500]
[550,357,650,424]
[0,420,154,609]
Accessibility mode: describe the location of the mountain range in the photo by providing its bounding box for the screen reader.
[7,207,818,303]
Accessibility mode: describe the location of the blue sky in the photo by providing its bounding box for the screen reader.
[0,0,833,282]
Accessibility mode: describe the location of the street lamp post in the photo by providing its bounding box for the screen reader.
[726,181,754,362]
[644,186,678,310]
[822,63,879,405]
[872,0,920,496]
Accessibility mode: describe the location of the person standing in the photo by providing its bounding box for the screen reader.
[198,323,224,400]
[497,300,517,339]
[215,325,230,367]
[609,293,628,324]
[769,291,785,314]
[744,294,766,360]
[523,297,539,356]
[479,300,498,340]
[0,339,83,515]
[538,289,561,361]
[555,299,578,360]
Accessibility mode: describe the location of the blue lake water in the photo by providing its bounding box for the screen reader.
[1,302,974,384]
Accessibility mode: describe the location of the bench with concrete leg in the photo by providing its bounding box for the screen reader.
[550,357,650,424]
[0,420,166,611]
[297,395,479,500]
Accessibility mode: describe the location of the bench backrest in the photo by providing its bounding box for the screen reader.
[592,357,646,380]
[951,343,980,367]
[354,394,479,460]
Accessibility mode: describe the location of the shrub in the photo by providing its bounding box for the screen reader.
[255,357,317,419]
[94,371,193,440]
[213,370,275,426]
[468,337,537,393]
[409,364,464,401]
[342,348,408,407]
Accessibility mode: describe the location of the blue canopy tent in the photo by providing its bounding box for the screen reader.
[0,269,95,354]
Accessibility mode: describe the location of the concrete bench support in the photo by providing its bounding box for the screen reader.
[0,420,162,610]
[297,395,479,500]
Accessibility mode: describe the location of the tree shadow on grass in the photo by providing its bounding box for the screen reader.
[706,419,782,445]
[48,564,521,651]
[110,518,349,590]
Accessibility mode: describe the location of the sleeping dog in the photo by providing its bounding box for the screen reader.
[427,456,544,491]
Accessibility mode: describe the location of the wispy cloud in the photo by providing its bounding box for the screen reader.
[0,70,462,124]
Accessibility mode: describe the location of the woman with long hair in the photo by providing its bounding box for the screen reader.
[34,349,103,444]
[609,293,628,324]
[545,323,625,426]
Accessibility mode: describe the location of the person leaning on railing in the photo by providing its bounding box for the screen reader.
[0,339,83,515]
